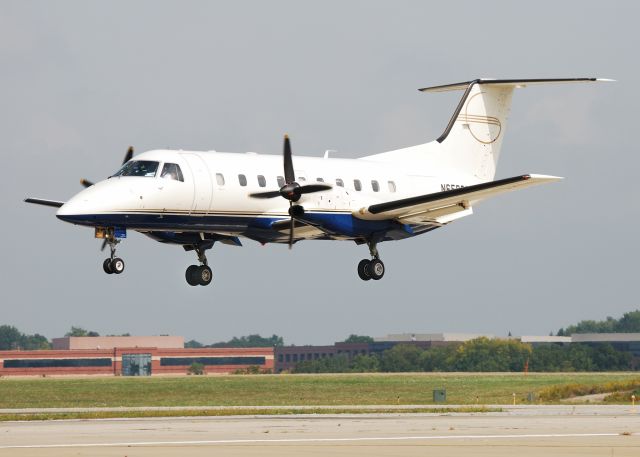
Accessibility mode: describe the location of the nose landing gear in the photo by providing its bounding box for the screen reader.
[357,240,385,281]
[185,244,213,286]
[102,234,125,275]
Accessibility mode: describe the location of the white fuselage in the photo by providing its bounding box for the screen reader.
[57,149,479,243]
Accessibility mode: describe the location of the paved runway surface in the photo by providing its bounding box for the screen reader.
[1,405,639,456]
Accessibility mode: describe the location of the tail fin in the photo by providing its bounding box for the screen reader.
[363,78,607,181]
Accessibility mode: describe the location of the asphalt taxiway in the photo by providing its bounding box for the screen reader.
[0,405,638,456]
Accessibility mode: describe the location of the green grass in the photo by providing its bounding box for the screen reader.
[1,372,639,409]
[0,406,500,422]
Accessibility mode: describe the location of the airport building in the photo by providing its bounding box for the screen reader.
[0,336,274,376]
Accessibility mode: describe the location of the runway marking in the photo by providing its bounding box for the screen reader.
[0,433,633,449]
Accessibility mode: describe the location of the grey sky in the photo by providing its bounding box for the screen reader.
[1,0,638,345]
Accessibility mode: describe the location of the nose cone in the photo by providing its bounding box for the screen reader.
[56,179,125,226]
[56,187,97,225]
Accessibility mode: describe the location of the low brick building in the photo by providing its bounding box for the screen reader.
[0,339,274,376]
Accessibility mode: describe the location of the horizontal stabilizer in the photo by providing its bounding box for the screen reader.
[24,198,65,208]
[419,78,610,93]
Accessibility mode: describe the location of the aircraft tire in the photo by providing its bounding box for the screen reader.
[103,258,114,274]
[110,257,125,274]
[185,265,199,286]
[198,265,213,286]
[357,259,371,281]
[369,259,385,280]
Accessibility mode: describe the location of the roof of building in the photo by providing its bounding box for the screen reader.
[52,336,184,350]
[374,333,494,342]
[570,333,640,342]
[520,336,572,343]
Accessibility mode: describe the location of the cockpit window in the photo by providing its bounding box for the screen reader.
[112,160,159,178]
[160,163,184,182]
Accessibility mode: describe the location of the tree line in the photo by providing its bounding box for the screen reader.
[0,325,51,350]
[557,310,640,335]
[185,334,284,348]
[294,337,634,373]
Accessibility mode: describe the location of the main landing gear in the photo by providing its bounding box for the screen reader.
[102,235,125,275]
[357,240,385,281]
[185,245,213,286]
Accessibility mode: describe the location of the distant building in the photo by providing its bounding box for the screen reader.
[0,336,273,376]
[520,336,572,344]
[570,333,640,359]
[53,336,184,350]
[374,333,494,343]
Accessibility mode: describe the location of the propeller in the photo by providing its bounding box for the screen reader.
[249,135,331,248]
[80,146,134,188]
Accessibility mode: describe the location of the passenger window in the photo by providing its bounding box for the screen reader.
[257,175,266,187]
[238,174,247,186]
[160,163,184,182]
[388,180,396,192]
[216,173,225,186]
[354,179,362,191]
[336,178,344,187]
[316,177,324,182]
[277,176,285,187]
[298,176,306,182]
[371,180,380,192]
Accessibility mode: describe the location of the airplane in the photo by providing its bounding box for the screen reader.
[25,78,608,286]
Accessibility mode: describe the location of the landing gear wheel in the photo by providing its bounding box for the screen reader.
[110,257,125,274]
[369,259,385,280]
[186,265,199,286]
[197,265,213,286]
[103,258,114,274]
[357,259,372,281]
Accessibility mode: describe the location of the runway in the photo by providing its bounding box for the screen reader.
[1,405,639,456]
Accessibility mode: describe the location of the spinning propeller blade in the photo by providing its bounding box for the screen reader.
[122,146,134,165]
[248,135,332,249]
[80,146,134,189]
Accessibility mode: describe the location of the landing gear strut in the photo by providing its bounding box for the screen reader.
[102,231,125,275]
[357,240,385,281]
[185,244,213,286]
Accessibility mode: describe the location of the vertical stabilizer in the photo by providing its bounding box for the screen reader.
[433,80,514,181]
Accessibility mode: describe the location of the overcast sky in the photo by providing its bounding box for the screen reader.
[1,1,638,345]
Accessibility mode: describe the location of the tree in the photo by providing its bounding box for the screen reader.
[453,338,531,372]
[560,310,640,335]
[188,362,204,375]
[0,325,22,350]
[380,344,423,372]
[294,355,350,373]
[210,334,284,348]
[185,339,204,348]
[342,335,374,344]
[65,327,100,337]
[350,354,380,372]
[0,326,51,350]
[615,311,640,332]
[20,333,51,350]
[420,345,457,372]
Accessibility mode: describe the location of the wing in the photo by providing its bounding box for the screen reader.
[354,174,561,224]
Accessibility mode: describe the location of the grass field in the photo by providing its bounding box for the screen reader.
[1,372,638,410]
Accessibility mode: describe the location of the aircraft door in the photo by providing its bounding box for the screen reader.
[180,153,213,214]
